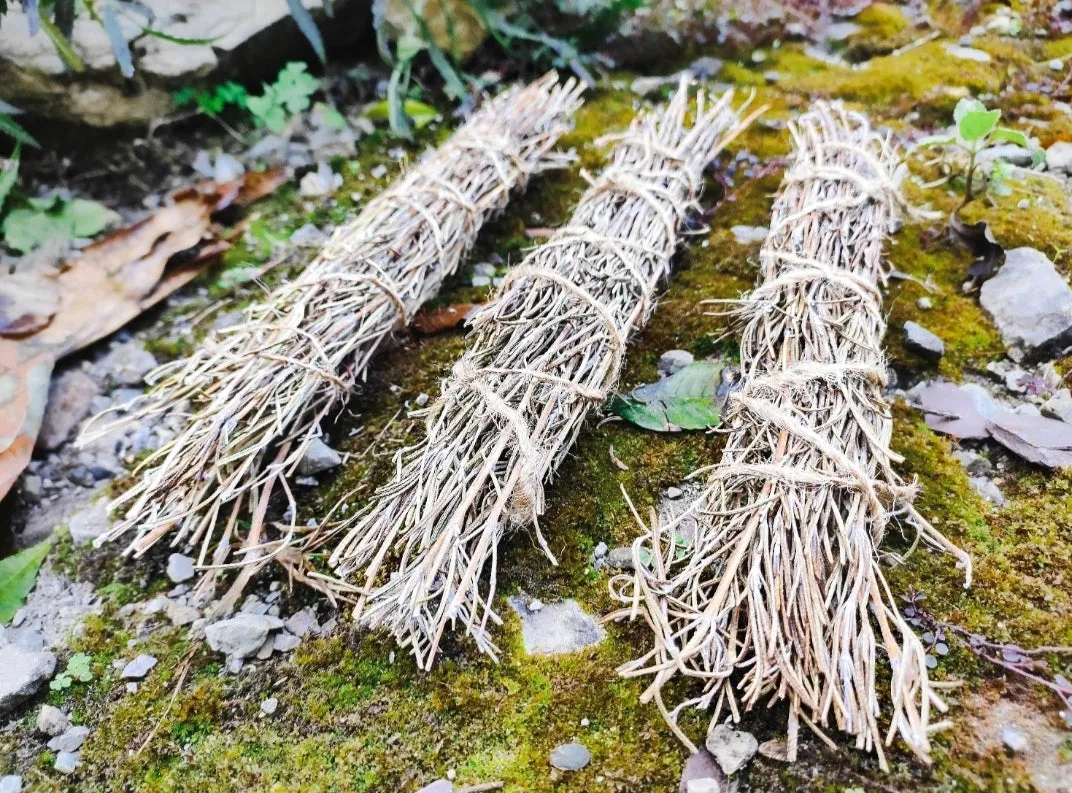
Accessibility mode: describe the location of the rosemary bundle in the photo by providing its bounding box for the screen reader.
[609,103,971,769]
[83,73,583,605]
[331,82,755,668]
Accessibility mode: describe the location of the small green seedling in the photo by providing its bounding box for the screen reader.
[247,61,321,133]
[922,98,1041,207]
[50,653,94,691]
[173,81,249,118]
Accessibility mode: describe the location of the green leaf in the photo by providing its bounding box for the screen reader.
[0,537,53,624]
[0,143,21,213]
[66,652,93,682]
[137,26,219,45]
[172,86,198,107]
[286,0,326,63]
[958,109,1001,142]
[50,673,73,691]
[273,61,319,114]
[386,59,413,140]
[953,97,985,125]
[608,360,734,432]
[1,197,118,253]
[65,198,118,237]
[101,3,135,78]
[989,127,1029,147]
[37,8,86,72]
[0,114,40,148]
[364,97,438,130]
[426,40,468,100]
[313,102,347,130]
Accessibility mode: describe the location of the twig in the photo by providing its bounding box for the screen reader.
[136,641,201,755]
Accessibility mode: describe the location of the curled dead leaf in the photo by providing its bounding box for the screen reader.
[412,303,476,335]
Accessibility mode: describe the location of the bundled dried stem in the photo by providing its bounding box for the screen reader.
[330,81,757,668]
[608,103,972,769]
[82,73,583,605]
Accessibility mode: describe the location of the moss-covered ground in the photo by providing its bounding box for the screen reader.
[6,2,1072,790]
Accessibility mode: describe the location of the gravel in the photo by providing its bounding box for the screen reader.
[204,614,284,659]
[0,644,56,716]
[121,654,158,679]
[36,704,70,737]
[705,724,758,775]
[166,554,196,583]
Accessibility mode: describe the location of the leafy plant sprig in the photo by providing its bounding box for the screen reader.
[921,98,1042,208]
[247,62,322,133]
[49,652,94,691]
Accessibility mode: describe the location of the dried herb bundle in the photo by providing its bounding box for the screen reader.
[83,73,583,602]
[330,82,755,668]
[609,103,971,769]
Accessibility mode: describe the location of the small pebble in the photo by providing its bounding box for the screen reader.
[528,598,544,613]
[916,296,933,310]
[550,742,591,771]
[36,704,69,737]
[446,768,456,781]
[0,776,22,793]
[261,697,279,716]
[54,751,80,775]
[666,486,683,499]
[1002,724,1029,753]
[166,552,196,587]
[121,654,158,680]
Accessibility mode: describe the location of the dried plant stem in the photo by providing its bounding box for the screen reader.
[609,103,972,770]
[81,73,583,607]
[330,82,757,669]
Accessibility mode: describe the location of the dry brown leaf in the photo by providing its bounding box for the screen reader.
[411,303,476,335]
[0,272,59,337]
[0,345,53,500]
[0,169,286,499]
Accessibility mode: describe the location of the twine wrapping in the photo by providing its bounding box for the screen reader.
[81,73,583,605]
[329,81,756,669]
[608,103,971,770]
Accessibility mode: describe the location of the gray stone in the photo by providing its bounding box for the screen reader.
[204,614,283,659]
[980,248,1072,363]
[592,541,608,559]
[549,741,591,771]
[260,697,279,716]
[658,350,694,376]
[508,598,605,656]
[976,144,1036,169]
[903,321,944,363]
[167,601,201,627]
[730,225,769,244]
[705,723,758,775]
[969,476,1006,506]
[37,370,100,451]
[686,780,721,793]
[283,608,318,638]
[36,704,70,736]
[255,635,275,660]
[0,776,21,793]
[273,631,301,653]
[47,725,90,753]
[679,748,726,793]
[166,554,196,583]
[121,654,158,679]
[0,0,363,127]
[1046,141,1072,174]
[415,781,453,793]
[53,751,80,775]
[94,341,157,386]
[296,438,342,475]
[954,449,993,477]
[67,501,111,545]
[290,223,326,247]
[1001,724,1029,752]
[943,43,991,62]
[0,644,56,715]
[605,546,635,571]
[917,296,934,310]
[1042,388,1072,424]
